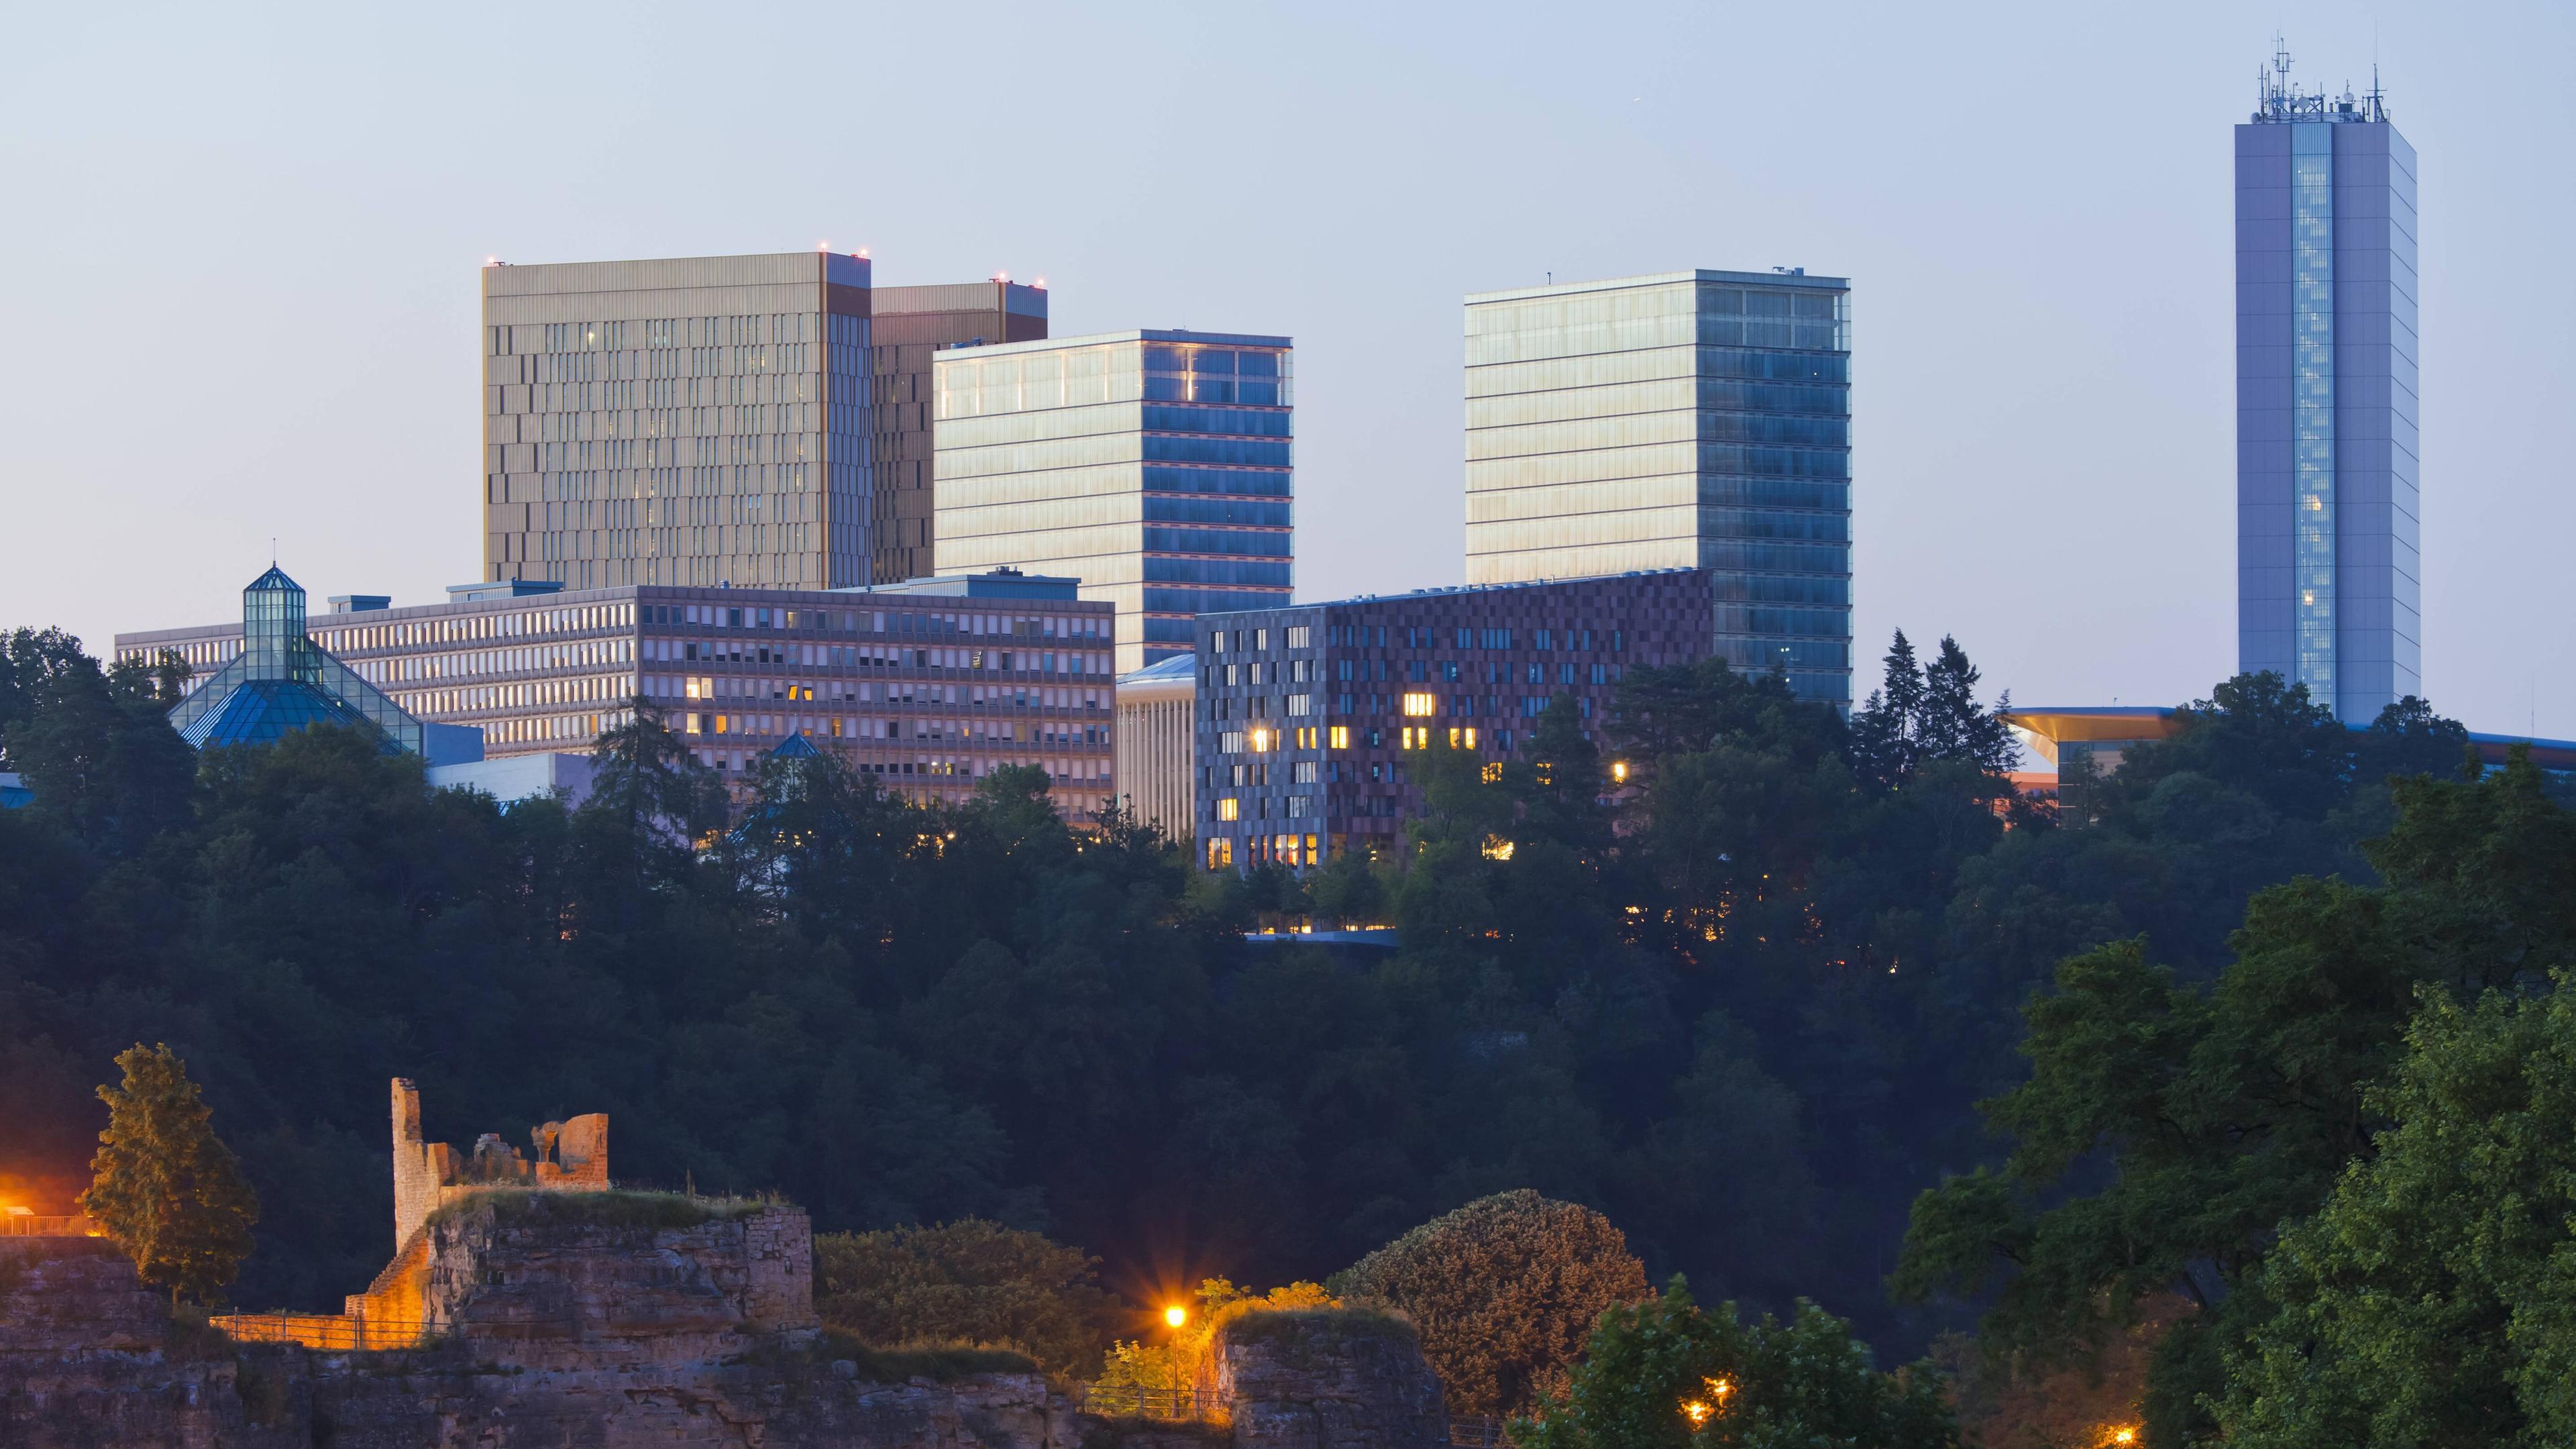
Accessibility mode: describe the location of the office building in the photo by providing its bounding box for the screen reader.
[1114,653,1197,842]
[118,573,1116,814]
[933,329,1295,675]
[480,253,1046,595]
[870,282,1051,584]
[161,566,478,763]
[1464,270,1851,709]
[2235,48,2420,720]
[1191,570,1716,870]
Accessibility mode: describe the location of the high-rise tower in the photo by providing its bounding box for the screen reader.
[1463,270,1852,710]
[480,254,1045,593]
[2236,45,2420,719]
[932,329,1295,674]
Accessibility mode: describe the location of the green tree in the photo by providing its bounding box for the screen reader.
[2217,977,2576,1448]
[814,1219,1118,1376]
[79,1043,262,1307]
[1337,1189,1650,1415]
[1848,630,2015,789]
[1894,752,2576,1444]
[1512,1277,1958,1449]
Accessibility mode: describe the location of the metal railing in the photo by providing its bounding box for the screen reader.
[0,1216,99,1237]
[1076,1383,1227,1421]
[211,1313,433,1352]
[1449,1416,1512,1449]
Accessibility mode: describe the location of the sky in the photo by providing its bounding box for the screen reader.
[4,1,2569,737]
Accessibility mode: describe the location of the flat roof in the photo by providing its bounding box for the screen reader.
[1466,268,1849,307]
[1195,568,1704,620]
[2004,704,2576,772]
[935,327,1291,362]
[113,580,1106,649]
[857,571,1084,600]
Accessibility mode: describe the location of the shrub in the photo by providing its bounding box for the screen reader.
[1511,1277,1957,1449]
[1336,1189,1650,1415]
[814,1219,1116,1377]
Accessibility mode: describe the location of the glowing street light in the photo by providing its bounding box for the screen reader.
[1164,1305,1189,1329]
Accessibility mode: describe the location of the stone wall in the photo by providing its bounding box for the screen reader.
[390,1077,609,1250]
[416,1195,819,1368]
[1209,1310,1448,1449]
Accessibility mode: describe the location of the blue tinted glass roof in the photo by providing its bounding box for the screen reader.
[178,678,401,755]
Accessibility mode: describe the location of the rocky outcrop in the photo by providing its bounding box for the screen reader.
[414,1194,817,1367]
[1210,1309,1448,1449]
[0,1218,1071,1449]
[0,1237,273,1449]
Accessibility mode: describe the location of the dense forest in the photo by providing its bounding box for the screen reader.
[0,619,2551,1395]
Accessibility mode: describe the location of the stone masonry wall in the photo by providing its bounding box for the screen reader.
[1210,1312,1448,1449]
[418,1197,819,1368]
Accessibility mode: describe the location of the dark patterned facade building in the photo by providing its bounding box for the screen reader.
[1190,570,1716,870]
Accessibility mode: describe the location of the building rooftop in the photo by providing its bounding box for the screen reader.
[1119,654,1199,686]
[935,327,1292,362]
[854,570,1086,601]
[1466,268,1849,307]
[2249,43,2392,125]
[1195,568,1705,619]
[2005,704,2576,773]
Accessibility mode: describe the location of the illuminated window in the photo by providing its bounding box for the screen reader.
[714,714,730,735]
[1250,727,1273,752]
[1402,692,1436,716]
[1328,725,1350,749]
[1481,761,1502,783]
[1218,797,1240,821]
[1447,727,1477,749]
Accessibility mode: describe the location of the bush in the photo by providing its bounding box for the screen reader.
[814,1219,1116,1377]
[1513,1278,1958,1449]
[1337,1190,1650,1415]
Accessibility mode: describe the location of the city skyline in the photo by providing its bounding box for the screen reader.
[5,4,2569,735]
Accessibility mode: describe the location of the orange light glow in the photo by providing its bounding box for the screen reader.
[1164,1305,1189,1328]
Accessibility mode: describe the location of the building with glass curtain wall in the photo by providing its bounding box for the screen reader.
[1463,270,1851,710]
[2235,48,2419,720]
[932,329,1293,675]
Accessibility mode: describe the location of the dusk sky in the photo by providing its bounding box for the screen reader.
[7,1,2569,735]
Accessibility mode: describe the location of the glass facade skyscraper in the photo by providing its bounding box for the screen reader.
[933,329,1294,675]
[2236,54,2419,720]
[1463,270,1852,708]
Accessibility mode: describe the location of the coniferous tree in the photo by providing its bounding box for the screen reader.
[80,1043,261,1307]
[1849,629,1927,788]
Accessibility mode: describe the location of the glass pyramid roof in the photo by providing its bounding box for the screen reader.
[166,566,429,756]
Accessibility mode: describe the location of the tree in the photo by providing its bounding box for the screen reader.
[1511,1277,1958,1449]
[1849,631,2014,789]
[1893,753,2576,1444]
[1609,658,1843,774]
[813,1219,1118,1376]
[2217,977,2576,1448]
[1336,1189,1650,1415]
[79,1044,261,1307]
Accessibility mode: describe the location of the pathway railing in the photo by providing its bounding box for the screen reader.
[211,1313,433,1351]
[1075,1383,1227,1421]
